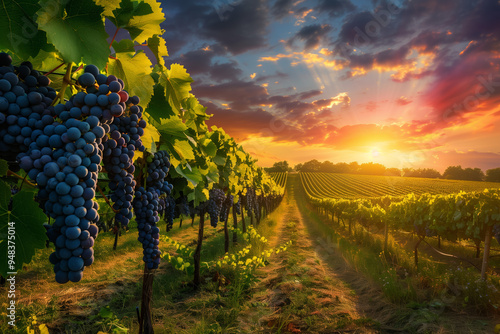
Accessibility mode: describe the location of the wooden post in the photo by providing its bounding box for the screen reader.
[481,225,493,280]
[232,204,238,244]
[193,210,205,288]
[113,223,119,251]
[414,236,423,268]
[224,213,229,253]
[139,265,154,334]
[241,207,247,233]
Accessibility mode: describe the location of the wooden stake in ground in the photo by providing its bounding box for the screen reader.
[481,225,493,280]
[193,210,205,287]
[232,204,238,244]
[241,206,246,233]
[139,265,155,334]
[224,211,229,253]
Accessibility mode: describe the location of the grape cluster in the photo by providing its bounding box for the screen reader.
[16,63,137,283]
[0,53,57,163]
[493,224,500,245]
[219,194,233,222]
[234,196,241,215]
[245,187,259,219]
[207,188,225,227]
[18,111,103,283]
[102,96,146,227]
[132,151,173,269]
[165,196,176,230]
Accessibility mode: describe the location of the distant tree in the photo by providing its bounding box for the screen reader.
[386,168,402,176]
[294,163,303,172]
[419,168,441,178]
[332,162,350,173]
[349,161,360,174]
[359,162,386,175]
[404,168,441,178]
[319,161,335,172]
[443,165,465,180]
[463,167,484,181]
[301,159,322,172]
[443,165,483,181]
[486,168,500,182]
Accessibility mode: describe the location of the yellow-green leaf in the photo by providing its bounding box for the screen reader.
[107,50,155,107]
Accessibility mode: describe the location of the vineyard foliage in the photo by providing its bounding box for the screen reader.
[0,0,284,277]
[300,172,500,250]
[300,172,500,199]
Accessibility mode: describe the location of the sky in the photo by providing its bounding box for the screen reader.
[158,0,500,172]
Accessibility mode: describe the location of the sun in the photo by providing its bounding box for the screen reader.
[371,148,381,158]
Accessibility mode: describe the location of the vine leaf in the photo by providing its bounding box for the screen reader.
[107,49,155,107]
[37,0,110,68]
[0,181,47,277]
[145,83,174,124]
[0,160,8,177]
[147,34,168,67]
[141,122,160,155]
[123,0,165,43]
[110,0,153,28]
[159,64,193,114]
[0,0,51,60]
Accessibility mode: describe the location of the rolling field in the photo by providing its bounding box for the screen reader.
[300,172,500,199]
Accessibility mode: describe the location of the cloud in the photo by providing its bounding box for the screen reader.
[161,0,269,56]
[315,0,356,17]
[286,24,333,50]
[204,101,275,141]
[396,96,412,106]
[271,0,295,19]
[200,0,270,54]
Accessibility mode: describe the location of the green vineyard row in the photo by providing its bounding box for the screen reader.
[299,172,500,279]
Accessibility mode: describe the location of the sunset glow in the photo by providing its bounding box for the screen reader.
[163,0,500,172]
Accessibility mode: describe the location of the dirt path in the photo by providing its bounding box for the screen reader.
[238,177,381,333]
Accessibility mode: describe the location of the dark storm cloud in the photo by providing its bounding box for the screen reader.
[201,0,270,54]
[161,0,269,56]
[315,0,356,17]
[287,24,333,51]
[209,61,243,82]
[255,71,289,83]
[271,0,294,19]
[204,101,275,140]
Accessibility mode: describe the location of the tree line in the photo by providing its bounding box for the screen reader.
[265,160,500,182]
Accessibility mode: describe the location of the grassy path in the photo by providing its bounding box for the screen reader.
[238,175,379,333]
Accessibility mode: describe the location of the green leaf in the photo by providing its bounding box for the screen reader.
[141,122,160,154]
[147,34,168,67]
[145,83,174,124]
[111,0,153,28]
[99,306,114,319]
[123,0,165,42]
[37,0,110,69]
[0,0,51,60]
[213,154,226,166]
[112,39,136,53]
[200,139,217,158]
[94,0,120,17]
[107,50,155,107]
[0,181,47,277]
[171,139,195,161]
[157,115,188,136]
[175,166,203,186]
[0,160,8,177]
[159,64,193,114]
